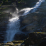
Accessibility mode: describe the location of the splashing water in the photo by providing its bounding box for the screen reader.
[4,0,45,43]
[19,0,45,16]
[4,13,20,43]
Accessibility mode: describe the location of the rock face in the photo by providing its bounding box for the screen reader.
[20,13,46,32]
[19,0,46,32]
[14,33,29,40]
[14,0,46,41]
[24,32,46,46]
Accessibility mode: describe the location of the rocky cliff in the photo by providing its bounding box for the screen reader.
[0,0,46,43]
[14,0,46,40]
[20,0,46,32]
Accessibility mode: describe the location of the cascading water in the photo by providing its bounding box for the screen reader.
[4,14,20,43]
[4,0,45,43]
[19,0,45,16]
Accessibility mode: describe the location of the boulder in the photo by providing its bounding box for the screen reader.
[14,33,29,40]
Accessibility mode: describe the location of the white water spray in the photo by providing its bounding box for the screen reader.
[4,13,20,43]
[20,0,45,16]
[4,0,45,43]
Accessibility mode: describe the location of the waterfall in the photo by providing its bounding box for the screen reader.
[4,14,20,43]
[4,0,45,43]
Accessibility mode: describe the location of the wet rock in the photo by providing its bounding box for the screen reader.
[24,32,46,46]
[20,12,46,32]
[14,33,29,40]
[19,0,46,32]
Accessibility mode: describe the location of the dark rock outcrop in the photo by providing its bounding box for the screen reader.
[14,33,29,40]
[24,32,46,46]
[20,12,46,32]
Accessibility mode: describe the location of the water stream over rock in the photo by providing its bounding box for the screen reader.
[4,0,45,43]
